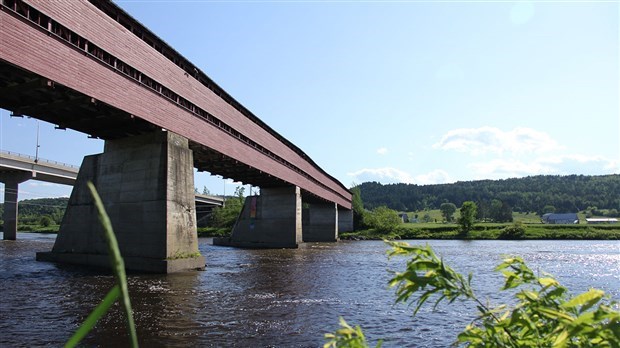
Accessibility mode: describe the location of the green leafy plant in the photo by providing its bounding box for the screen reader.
[364,206,401,232]
[499,221,526,239]
[324,317,381,348]
[325,241,620,347]
[65,182,138,348]
[457,201,477,235]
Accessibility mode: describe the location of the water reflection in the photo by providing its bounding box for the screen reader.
[1,234,618,347]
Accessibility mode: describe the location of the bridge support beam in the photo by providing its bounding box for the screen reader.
[214,186,302,248]
[37,131,205,273]
[303,202,338,242]
[1,172,33,240]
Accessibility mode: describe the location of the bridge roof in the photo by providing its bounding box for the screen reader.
[0,0,351,208]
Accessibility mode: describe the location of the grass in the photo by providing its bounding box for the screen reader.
[64,183,138,348]
[197,226,231,237]
[16,224,60,233]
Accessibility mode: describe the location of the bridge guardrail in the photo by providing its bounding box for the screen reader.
[0,150,79,169]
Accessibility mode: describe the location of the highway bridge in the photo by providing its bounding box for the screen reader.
[0,150,225,239]
[0,0,352,272]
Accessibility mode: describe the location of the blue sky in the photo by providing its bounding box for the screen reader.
[1,0,618,201]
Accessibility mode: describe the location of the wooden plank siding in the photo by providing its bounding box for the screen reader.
[22,0,349,204]
[0,2,351,208]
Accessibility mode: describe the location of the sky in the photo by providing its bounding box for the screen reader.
[1,0,618,201]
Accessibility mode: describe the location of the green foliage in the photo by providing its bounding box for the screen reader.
[324,317,381,348]
[490,199,514,223]
[440,202,457,222]
[39,215,53,227]
[422,213,431,223]
[197,226,231,237]
[363,206,401,232]
[386,242,620,347]
[357,174,620,213]
[458,201,477,234]
[499,221,526,239]
[351,185,367,230]
[66,183,138,348]
[543,205,557,214]
[327,242,620,347]
[210,186,245,229]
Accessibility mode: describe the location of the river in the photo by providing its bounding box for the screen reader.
[0,233,618,347]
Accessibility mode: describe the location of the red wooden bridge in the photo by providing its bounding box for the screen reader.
[0,0,352,272]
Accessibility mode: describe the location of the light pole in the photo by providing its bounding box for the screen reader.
[34,120,40,163]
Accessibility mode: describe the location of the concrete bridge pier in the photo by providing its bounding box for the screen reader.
[37,131,205,273]
[1,172,33,240]
[338,208,354,234]
[303,202,338,242]
[214,186,302,248]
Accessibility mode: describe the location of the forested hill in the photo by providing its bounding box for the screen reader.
[358,174,620,213]
[0,197,69,219]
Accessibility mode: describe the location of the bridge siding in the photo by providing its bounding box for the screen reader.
[24,0,349,203]
[1,2,351,208]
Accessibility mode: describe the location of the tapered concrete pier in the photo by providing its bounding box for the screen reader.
[214,186,303,248]
[303,202,338,242]
[37,131,205,273]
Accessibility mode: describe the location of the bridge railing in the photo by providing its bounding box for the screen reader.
[0,150,80,169]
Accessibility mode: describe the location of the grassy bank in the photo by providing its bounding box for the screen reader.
[16,224,60,233]
[197,227,231,238]
[341,223,620,240]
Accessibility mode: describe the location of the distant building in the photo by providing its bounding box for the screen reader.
[398,213,409,223]
[586,218,618,224]
[542,213,579,224]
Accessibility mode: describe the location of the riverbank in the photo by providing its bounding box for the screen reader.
[340,223,620,240]
[13,223,620,240]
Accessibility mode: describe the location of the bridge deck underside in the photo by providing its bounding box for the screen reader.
[0,0,351,208]
[0,61,309,193]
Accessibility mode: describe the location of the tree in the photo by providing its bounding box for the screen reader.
[439,203,456,222]
[350,185,367,230]
[475,200,490,222]
[542,205,556,214]
[457,201,477,234]
[202,186,210,195]
[422,213,431,223]
[39,215,53,227]
[364,206,400,232]
[210,186,245,229]
[498,201,514,222]
[490,200,513,222]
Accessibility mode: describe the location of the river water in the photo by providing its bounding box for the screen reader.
[0,233,618,347]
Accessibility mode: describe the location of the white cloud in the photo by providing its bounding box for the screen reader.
[414,169,454,185]
[347,167,454,185]
[469,159,554,179]
[348,167,414,184]
[376,147,388,155]
[433,126,562,156]
[469,155,619,179]
[536,155,620,175]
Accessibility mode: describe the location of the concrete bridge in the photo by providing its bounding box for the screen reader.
[0,150,225,239]
[0,0,352,272]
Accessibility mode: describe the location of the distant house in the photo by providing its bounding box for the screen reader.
[586,218,618,224]
[398,213,409,223]
[542,213,579,224]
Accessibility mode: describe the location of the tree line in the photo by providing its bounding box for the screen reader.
[0,197,68,227]
[357,174,620,214]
